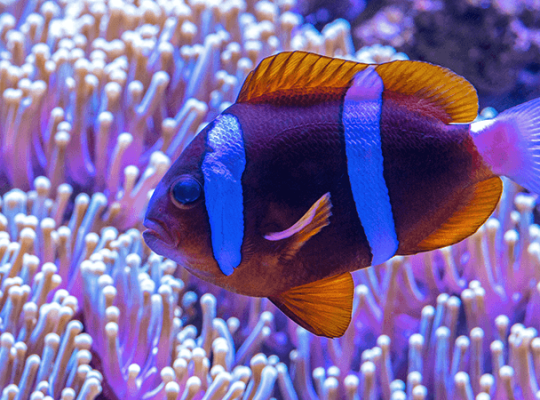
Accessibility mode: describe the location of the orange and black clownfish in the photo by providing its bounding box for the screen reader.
[143,51,540,338]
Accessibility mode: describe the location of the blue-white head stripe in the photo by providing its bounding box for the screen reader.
[343,67,399,265]
[202,114,246,276]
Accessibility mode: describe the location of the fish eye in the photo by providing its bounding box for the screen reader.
[171,176,202,207]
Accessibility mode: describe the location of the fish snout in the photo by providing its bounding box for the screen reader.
[143,218,176,249]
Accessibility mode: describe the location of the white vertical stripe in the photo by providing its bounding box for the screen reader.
[343,67,398,265]
[202,114,246,276]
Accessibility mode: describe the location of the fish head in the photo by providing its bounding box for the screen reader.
[143,125,224,282]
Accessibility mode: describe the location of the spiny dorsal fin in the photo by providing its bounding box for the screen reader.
[237,51,478,123]
[401,176,502,254]
[237,52,369,103]
[375,61,478,123]
[269,272,354,338]
[265,192,332,261]
[238,52,478,124]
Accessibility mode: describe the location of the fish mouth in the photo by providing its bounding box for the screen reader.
[143,218,176,249]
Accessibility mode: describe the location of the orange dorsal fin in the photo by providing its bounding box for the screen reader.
[402,177,502,254]
[237,52,369,104]
[375,61,478,123]
[269,272,354,338]
[238,52,478,122]
[265,192,332,261]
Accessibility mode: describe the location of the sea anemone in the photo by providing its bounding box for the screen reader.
[0,181,282,399]
[0,0,357,397]
[355,44,408,64]
[0,0,356,231]
[0,0,539,399]
[3,177,540,398]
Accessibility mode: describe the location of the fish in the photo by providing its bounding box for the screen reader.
[143,51,540,338]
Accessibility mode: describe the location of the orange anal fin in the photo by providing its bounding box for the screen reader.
[375,60,478,123]
[265,192,332,261]
[402,176,503,254]
[269,272,354,338]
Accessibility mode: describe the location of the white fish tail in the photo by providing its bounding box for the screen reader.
[470,98,540,194]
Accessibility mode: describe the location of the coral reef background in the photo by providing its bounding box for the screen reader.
[351,0,540,110]
[0,0,538,399]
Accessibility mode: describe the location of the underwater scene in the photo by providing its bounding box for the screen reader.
[0,0,540,399]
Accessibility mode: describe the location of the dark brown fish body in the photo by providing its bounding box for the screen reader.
[379,93,493,252]
[223,100,370,296]
[144,52,538,337]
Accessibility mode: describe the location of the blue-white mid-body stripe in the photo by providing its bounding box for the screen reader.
[343,67,399,265]
[201,114,247,276]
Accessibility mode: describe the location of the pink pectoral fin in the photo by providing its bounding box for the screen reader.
[264,192,332,260]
